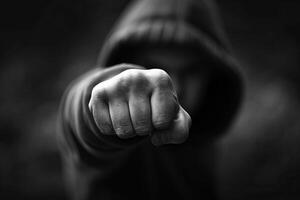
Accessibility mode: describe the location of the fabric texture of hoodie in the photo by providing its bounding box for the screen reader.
[58,0,243,199]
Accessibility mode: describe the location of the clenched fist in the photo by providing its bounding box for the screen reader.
[88,65,191,146]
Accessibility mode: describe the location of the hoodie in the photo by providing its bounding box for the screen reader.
[58,0,243,199]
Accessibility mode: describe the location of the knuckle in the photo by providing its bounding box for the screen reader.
[153,115,172,129]
[124,69,141,78]
[135,126,150,135]
[134,120,151,135]
[116,69,150,93]
[115,75,131,92]
[125,69,149,90]
[114,118,134,138]
[151,69,172,88]
[91,84,106,101]
[134,115,149,125]
[115,126,134,139]
[133,117,151,135]
[89,87,107,111]
[151,68,169,78]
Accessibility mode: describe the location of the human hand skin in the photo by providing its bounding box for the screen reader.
[88,64,191,146]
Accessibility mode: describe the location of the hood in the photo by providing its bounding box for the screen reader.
[97,0,243,134]
[97,0,237,69]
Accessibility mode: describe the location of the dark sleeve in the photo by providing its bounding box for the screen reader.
[56,65,145,199]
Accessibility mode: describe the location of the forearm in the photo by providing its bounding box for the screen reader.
[58,65,147,165]
[57,65,144,199]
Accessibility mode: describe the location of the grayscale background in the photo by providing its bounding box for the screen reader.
[0,0,299,199]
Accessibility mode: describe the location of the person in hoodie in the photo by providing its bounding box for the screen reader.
[58,0,243,199]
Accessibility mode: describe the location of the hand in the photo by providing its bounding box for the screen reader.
[88,64,191,146]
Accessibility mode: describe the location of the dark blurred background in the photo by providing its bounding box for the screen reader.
[0,0,299,199]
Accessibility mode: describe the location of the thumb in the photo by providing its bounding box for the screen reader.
[151,106,191,146]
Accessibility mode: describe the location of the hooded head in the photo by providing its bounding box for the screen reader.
[98,0,230,65]
[97,0,243,135]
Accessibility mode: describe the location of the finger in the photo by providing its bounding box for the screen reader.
[109,97,135,139]
[89,88,114,135]
[128,93,152,136]
[147,69,179,130]
[167,106,191,144]
[151,87,179,130]
[151,106,191,146]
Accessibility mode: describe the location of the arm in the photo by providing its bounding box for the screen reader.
[57,64,191,199]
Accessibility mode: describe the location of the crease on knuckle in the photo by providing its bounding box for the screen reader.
[153,116,172,129]
[153,69,172,89]
[90,84,107,105]
[133,114,151,134]
[116,76,131,93]
[127,70,150,91]
[116,70,150,94]
[134,123,150,135]
[115,124,133,138]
